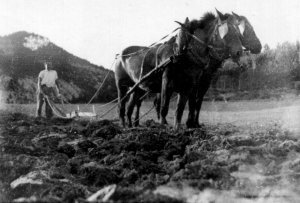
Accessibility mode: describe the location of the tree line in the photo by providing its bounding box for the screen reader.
[210,41,300,100]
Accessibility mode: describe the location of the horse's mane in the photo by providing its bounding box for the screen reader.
[188,12,230,33]
[198,12,216,28]
[168,12,231,48]
[188,12,216,32]
[162,13,217,45]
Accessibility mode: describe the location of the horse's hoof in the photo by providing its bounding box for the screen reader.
[120,120,126,128]
[160,118,168,125]
[186,120,195,129]
[127,120,133,128]
[174,123,184,130]
[194,122,202,128]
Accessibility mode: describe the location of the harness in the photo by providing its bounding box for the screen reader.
[138,21,230,80]
[115,27,180,59]
[117,18,241,85]
[179,21,233,63]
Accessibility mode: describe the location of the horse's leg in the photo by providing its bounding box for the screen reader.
[126,93,135,127]
[126,89,144,127]
[133,93,143,127]
[194,91,206,128]
[186,89,197,128]
[117,83,128,127]
[194,74,216,127]
[153,93,161,120]
[174,92,188,130]
[160,69,173,125]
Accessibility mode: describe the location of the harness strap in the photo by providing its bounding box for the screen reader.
[139,48,152,81]
[185,30,227,62]
[44,96,70,119]
[116,27,180,58]
[187,44,209,65]
[140,40,171,81]
[178,19,231,63]
[155,43,165,67]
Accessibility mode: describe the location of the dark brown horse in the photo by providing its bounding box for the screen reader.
[153,11,262,128]
[190,12,262,127]
[115,11,243,128]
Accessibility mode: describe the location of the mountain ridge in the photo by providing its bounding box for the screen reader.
[0,31,117,103]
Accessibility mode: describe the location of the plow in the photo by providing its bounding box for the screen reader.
[45,57,173,120]
[43,25,181,120]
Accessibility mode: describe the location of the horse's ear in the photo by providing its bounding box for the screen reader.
[216,8,226,21]
[184,17,190,26]
[175,21,185,28]
[232,12,241,20]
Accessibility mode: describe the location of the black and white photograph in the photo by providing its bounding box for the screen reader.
[0,0,300,202]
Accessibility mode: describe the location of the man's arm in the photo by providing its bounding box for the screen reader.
[55,80,60,95]
[37,73,43,94]
[54,71,61,96]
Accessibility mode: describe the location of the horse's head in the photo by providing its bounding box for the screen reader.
[211,9,243,62]
[228,12,262,54]
[173,11,244,63]
[174,17,192,56]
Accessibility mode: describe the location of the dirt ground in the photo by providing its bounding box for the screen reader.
[0,99,300,202]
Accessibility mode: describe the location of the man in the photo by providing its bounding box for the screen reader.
[36,61,61,118]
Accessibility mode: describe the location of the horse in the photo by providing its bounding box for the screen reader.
[114,10,244,129]
[152,11,262,128]
[190,12,262,128]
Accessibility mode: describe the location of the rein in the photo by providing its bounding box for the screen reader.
[185,31,226,62]
[115,27,180,59]
[180,19,240,62]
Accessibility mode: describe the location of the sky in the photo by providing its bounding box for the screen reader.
[1,0,300,69]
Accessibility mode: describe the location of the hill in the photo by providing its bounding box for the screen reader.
[0,31,117,103]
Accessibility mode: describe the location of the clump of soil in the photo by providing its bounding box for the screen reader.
[1,110,300,202]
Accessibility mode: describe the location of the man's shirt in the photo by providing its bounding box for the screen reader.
[38,70,58,87]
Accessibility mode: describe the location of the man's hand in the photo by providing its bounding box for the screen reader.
[37,87,44,95]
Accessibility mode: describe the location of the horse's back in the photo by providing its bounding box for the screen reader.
[118,45,159,83]
[120,46,148,58]
[115,43,175,92]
